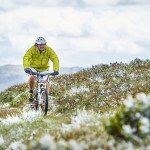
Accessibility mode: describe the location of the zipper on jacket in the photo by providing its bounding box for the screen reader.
[41,57,43,65]
[41,53,45,65]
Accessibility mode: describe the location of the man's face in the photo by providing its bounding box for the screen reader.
[38,44,46,51]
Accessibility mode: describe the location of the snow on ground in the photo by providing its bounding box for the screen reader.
[7,140,26,150]
[39,134,56,150]
[124,95,134,109]
[0,134,4,146]
[61,109,101,132]
[136,93,150,106]
[89,76,105,83]
[65,86,89,97]
[1,103,10,108]
[0,109,43,149]
[48,95,59,114]
[139,117,150,134]
[95,77,105,82]
[49,81,57,86]
[1,110,42,125]
[48,103,59,114]
[2,116,22,125]
[22,110,42,122]
[122,125,133,135]
[61,109,116,133]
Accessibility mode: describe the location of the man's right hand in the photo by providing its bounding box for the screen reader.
[24,68,31,74]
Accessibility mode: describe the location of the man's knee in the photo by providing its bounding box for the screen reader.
[29,75,35,82]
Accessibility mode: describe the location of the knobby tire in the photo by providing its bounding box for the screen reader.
[41,88,48,115]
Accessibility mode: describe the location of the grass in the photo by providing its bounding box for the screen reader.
[0,58,150,149]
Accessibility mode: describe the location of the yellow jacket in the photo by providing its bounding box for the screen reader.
[23,45,59,72]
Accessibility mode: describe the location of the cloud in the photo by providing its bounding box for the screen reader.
[0,0,62,10]
[0,0,149,10]
[82,0,150,6]
[0,2,150,67]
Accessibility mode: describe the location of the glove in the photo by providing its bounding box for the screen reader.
[52,71,59,76]
[24,68,31,74]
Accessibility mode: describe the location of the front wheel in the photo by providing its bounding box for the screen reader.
[40,88,48,115]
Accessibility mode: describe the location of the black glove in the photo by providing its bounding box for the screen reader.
[24,68,31,74]
[52,71,59,76]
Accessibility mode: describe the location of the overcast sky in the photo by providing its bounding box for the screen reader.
[0,0,150,68]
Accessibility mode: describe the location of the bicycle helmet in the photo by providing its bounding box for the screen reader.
[35,37,47,44]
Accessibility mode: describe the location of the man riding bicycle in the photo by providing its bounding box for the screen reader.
[23,37,59,102]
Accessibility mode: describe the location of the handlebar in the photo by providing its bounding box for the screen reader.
[27,70,55,77]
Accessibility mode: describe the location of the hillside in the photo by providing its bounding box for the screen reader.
[0,65,83,92]
[0,58,150,150]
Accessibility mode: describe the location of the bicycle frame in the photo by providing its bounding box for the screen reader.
[28,70,54,114]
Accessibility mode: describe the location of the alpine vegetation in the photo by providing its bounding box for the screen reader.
[104,93,150,144]
[0,58,150,150]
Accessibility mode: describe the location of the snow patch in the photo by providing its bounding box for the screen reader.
[136,93,150,106]
[2,110,42,125]
[61,109,100,132]
[122,125,133,135]
[95,77,104,82]
[65,86,89,96]
[69,139,87,150]
[22,110,42,123]
[2,103,10,108]
[39,134,56,150]
[0,135,4,146]
[29,130,37,140]
[2,116,22,125]
[7,140,26,150]
[124,95,134,109]
[139,117,150,134]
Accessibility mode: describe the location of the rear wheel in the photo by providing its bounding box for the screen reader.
[40,89,48,115]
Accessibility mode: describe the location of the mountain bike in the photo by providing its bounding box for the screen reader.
[28,70,54,115]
